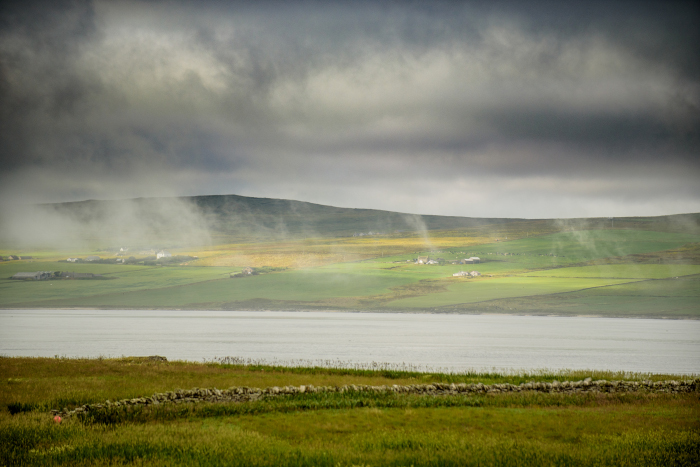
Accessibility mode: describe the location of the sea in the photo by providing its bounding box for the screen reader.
[1,310,698,374]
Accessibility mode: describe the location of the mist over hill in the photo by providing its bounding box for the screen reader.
[1,193,699,250]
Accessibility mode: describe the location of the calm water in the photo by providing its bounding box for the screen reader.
[1,310,698,374]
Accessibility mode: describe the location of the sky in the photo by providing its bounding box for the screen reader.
[1,0,698,219]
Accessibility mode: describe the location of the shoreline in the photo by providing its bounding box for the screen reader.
[1,306,698,320]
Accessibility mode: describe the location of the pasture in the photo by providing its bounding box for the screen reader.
[0,227,698,317]
[1,357,698,466]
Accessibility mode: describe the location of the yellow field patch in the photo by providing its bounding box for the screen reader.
[191,236,495,267]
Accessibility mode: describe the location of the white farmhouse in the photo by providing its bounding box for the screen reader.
[156,250,172,259]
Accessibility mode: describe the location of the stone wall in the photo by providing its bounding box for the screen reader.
[52,378,700,418]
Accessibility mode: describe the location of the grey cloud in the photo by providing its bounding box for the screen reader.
[0,0,698,217]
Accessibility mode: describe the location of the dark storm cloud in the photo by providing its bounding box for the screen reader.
[0,0,698,216]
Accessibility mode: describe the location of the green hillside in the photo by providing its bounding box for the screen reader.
[39,194,700,241]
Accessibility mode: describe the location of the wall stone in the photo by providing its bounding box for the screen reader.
[51,378,700,418]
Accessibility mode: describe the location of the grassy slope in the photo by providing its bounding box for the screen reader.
[386,277,635,309]
[15,270,418,308]
[0,266,233,306]
[458,275,700,318]
[2,358,698,466]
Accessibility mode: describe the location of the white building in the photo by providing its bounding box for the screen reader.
[67,258,78,262]
[156,250,172,259]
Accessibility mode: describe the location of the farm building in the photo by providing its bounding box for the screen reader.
[85,256,101,262]
[469,271,481,277]
[416,256,429,264]
[453,271,469,277]
[67,258,79,262]
[11,271,53,281]
[156,250,172,259]
[461,257,481,264]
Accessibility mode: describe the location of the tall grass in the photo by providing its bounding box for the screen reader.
[3,398,698,466]
[3,356,694,415]
[2,357,698,466]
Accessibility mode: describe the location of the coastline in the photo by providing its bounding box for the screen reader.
[1,305,698,320]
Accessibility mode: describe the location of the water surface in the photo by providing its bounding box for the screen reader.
[1,310,698,374]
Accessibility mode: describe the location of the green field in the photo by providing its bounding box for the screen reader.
[386,277,634,309]
[12,270,418,308]
[0,266,233,306]
[1,212,699,317]
[521,264,700,278]
[2,357,698,466]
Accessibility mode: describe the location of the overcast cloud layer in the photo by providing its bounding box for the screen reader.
[1,0,698,218]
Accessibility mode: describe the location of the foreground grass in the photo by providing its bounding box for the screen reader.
[2,357,699,466]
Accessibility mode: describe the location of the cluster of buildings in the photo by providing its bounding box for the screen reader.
[65,250,172,263]
[1,255,33,261]
[11,271,54,281]
[415,256,440,265]
[453,270,481,277]
[66,256,102,262]
[11,271,105,280]
[415,256,481,266]
[117,247,171,259]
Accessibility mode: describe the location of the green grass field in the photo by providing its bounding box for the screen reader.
[386,277,635,309]
[521,264,700,278]
[1,226,699,317]
[2,357,698,466]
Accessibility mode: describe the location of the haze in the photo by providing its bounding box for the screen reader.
[1,0,698,218]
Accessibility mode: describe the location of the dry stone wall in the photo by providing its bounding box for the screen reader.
[52,378,699,418]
